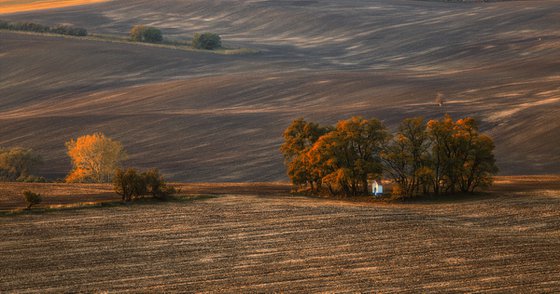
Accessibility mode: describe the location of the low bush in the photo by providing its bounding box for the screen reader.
[22,190,42,209]
[192,32,222,50]
[17,175,47,183]
[50,25,87,36]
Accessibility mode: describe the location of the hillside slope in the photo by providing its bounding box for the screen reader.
[1,0,559,181]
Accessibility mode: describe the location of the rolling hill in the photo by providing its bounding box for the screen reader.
[1,0,559,181]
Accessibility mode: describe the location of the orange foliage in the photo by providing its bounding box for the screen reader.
[0,0,109,14]
[65,133,127,183]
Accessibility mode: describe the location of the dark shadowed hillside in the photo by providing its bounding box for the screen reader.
[1,0,559,181]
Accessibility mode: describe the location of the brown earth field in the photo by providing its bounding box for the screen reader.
[1,176,560,292]
[0,0,559,181]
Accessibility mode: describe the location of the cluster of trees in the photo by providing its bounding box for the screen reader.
[113,168,177,202]
[0,147,45,182]
[281,115,498,198]
[130,25,163,43]
[192,32,222,50]
[0,20,87,36]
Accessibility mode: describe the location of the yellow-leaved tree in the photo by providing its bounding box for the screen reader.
[65,133,127,183]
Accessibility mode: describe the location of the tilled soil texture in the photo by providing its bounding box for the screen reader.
[1,176,559,292]
[1,0,559,181]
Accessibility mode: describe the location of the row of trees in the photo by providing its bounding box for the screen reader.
[128,25,222,50]
[0,20,87,36]
[281,115,498,197]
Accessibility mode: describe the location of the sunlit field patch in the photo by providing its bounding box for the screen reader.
[0,0,109,14]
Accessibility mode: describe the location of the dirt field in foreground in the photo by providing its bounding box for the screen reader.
[1,176,559,292]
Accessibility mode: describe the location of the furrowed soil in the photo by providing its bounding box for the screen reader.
[1,0,559,181]
[1,176,559,292]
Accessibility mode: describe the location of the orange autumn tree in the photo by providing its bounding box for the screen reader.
[65,133,127,183]
[281,115,498,197]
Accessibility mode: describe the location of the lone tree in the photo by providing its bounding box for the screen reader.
[0,147,42,182]
[192,32,222,50]
[66,133,127,183]
[130,25,163,43]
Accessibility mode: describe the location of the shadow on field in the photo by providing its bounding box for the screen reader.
[0,194,220,217]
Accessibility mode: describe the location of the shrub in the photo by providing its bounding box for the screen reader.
[0,147,43,182]
[114,168,177,201]
[113,168,145,202]
[0,20,9,30]
[130,25,163,43]
[12,22,49,33]
[192,32,222,50]
[50,25,87,36]
[18,175,47,183]
[22,190,42,209]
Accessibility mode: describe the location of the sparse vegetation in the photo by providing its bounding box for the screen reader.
[0,147,43,182]
[192,32,222,50]
[281,115,498,197]
[22,190,42,209]
[113,168,177,202]
[66,133,127,183]
[0,19,87,36]
[130,25,163,43]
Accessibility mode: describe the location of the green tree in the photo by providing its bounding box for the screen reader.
[192,32,222,50]
[130,25,163,43]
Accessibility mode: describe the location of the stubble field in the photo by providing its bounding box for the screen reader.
[1,176,559,292]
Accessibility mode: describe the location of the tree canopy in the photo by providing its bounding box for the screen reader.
[281,115,498,197]
[66,133,127,183]
[130,25,163,43]
[0,147,43,182]
[192,32,222,50]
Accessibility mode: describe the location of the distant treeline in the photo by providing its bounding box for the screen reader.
[0,20,87,36]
